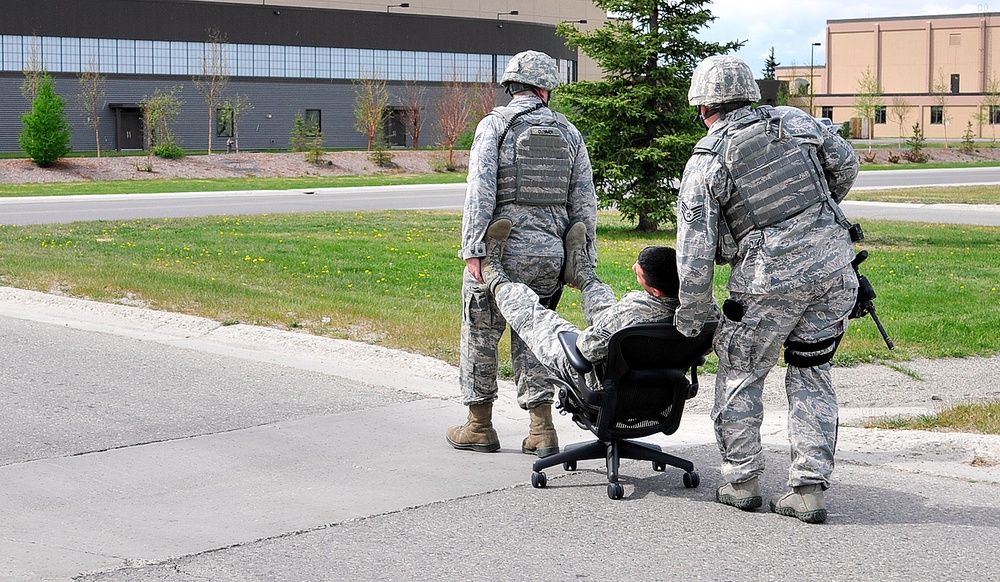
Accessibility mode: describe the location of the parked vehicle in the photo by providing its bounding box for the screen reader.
[814,117,844,134]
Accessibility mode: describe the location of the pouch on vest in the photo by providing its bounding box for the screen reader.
[700,109,829,241]
[496,119,573,206]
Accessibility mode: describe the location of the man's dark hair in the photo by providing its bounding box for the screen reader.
[636,246,679,297]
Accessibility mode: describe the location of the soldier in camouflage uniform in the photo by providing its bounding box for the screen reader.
[447,50,598,458]
[675,55,860,524]
[477,221,686,391]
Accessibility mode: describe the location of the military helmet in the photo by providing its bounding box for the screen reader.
[688,55,761,106]
[501,50,561,91]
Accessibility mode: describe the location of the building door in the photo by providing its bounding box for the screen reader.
[385,110,407,147]
[951,74,960,94]
[111,104,144,150]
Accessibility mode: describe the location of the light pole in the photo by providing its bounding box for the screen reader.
[810,42,821,116]
[386,3,409,13]
[497,10,519,20]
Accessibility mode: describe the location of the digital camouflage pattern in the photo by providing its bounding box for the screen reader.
[493,279,680,392]
[500,50,562,91]
[675,97,860,489]
[458,90,598,409]
[687,55,761,106]
[711,267,858,486]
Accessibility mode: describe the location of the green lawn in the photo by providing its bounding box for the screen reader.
[1,211,997,368]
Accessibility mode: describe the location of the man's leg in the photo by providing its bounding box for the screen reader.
[494,282,582,387]
[712,291,806,510]
[772,265,857,524]
[448,218,515,453]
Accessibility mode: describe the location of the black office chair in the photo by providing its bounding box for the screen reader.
[530,321,717,500]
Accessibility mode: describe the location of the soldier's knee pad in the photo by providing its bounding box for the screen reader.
[783,334,843,367]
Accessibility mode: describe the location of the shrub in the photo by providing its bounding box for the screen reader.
[430,153,457,172]
[153,142,185,159]
[960,121,976,154]
[904,123,930,163]
[19,75,72,167]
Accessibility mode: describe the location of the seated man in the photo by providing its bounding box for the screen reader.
[481,217,712,389]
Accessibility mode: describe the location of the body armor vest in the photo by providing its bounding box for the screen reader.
[694,107,829,241]
[491,105,574,206]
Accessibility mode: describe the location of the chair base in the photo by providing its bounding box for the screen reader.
[530,438,699,499]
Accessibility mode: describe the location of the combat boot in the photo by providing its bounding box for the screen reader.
[771,484,827,524]
[521,404,560,458]
[446,403,501,452]
[480,218,513,294]
[715,477,763,511]
[561,221,597,290]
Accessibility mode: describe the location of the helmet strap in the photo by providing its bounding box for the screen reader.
[506,83,549,106]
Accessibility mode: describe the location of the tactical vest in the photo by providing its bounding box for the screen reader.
[491,105,575,206]
[694,107,829,241]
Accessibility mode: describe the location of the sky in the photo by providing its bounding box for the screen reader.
[696,1,988,76]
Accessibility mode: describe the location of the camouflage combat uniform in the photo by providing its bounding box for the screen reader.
[675,104,860,489]
[493,279,677,391]
[459,93,598,409]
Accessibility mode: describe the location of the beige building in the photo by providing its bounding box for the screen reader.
[777,12,1000,141]
[197,0,609,81]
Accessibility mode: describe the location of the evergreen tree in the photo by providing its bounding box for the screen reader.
[19,74,72,167]
[762,47,780,80]
[556,0,743,231]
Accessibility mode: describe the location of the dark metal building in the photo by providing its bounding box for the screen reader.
[0,0,576,153]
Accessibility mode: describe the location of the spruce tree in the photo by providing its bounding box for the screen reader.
[20,74,72,167]
[762,47,780,80]
[556,0,743,231]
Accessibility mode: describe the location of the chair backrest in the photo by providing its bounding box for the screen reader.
[592,321,717,441]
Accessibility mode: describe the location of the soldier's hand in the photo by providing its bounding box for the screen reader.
[466,257,484,283]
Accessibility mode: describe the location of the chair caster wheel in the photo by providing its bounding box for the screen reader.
[531,471,547,488]
[683,471,700,488]
[607,482,624,500]
[652,461,666,472]
[563,461,577,472]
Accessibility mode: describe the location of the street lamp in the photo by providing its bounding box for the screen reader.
[386,3,409,13]
[810,42,821,116]
[560,19,587,24]
[497,10,519,20]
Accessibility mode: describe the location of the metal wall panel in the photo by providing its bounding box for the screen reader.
[1,73,501,153]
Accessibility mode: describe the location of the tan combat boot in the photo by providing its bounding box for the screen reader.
[446,403,501,453]
[481,217,513,294]
[521,404,560,458]
[771,484,827,524]
[715,476,763,511]
[561,221,597,290]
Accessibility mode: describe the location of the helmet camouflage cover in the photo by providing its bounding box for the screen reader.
[501,50,561,91]
[688,55,761,106]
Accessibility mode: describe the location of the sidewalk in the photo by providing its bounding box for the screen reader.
[1,286,999,581]
[3,285,998,485]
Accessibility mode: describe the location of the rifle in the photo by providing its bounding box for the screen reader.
[849,250,896,350]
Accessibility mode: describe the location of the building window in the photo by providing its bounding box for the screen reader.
[990,106,1000,125]
[950,33,961,46]
[930,106,944,124]
[875,106,886,124]
[304,109,321,134]
[821,106,833,120]
[216,107,233,137]
[951,74,960,94]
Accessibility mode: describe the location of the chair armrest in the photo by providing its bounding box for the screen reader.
[558,331,593,373]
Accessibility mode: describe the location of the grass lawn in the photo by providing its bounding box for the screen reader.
[1,211,997,369]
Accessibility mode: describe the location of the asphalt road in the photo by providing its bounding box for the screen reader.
[2,166,1000,226]
[1,288,998,581]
